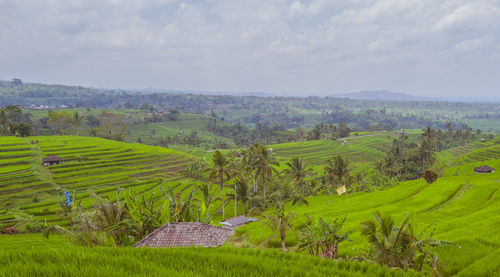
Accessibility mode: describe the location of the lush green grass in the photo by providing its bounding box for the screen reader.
[0,234,421,277]
[236,159,500,276]
[0,136,199,226]
[269,132,404,173]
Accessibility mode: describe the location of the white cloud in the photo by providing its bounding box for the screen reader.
[0,0,499,97]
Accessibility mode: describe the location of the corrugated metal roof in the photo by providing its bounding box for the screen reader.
[134,222,232,248]
[220,216,258,227]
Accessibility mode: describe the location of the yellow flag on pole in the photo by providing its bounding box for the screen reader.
[336,185,346,195]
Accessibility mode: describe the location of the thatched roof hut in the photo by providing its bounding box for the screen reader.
[474,165,495,173]
[134,222,232,248]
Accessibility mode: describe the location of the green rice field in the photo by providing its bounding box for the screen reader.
[1,135,499,276]
[0,136,198,226]
[0,234,420,277]
[236,158,500,276]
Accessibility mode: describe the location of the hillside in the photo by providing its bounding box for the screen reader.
[333,90,430,101]
[0,136,197,226]
[3,79,500,132]
[270,132,400,172]
[235,157,500,276]
[0,234,420,277]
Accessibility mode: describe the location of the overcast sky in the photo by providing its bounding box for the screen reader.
[1,0,500,97]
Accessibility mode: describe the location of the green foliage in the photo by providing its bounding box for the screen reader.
[422,170,438,184]
[299,217,352,259]
[360,211,458,274]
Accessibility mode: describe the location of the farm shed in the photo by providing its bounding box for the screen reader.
[134,222,232,248]
[220,216,258,228]
[474,165,495,173]
[42,155,63,166]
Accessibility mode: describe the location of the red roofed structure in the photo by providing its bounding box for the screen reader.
[134,222,232,248]
[42,155,63,166]
[474,165,495,173]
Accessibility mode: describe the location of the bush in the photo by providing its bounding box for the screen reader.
[1,224,18,234]
[422,170,438,184]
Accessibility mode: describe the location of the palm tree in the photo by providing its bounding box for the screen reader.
[206,151,231,220]
[252,143,279,203]
[282,157,314,190]
[90,191,130,246]
[360,211,458,271]
[324,154,351,192]
[226,177,251,217]
[265,198,295,252]
[72,111,84,136]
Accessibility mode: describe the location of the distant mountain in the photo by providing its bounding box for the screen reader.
[332,90,431,101]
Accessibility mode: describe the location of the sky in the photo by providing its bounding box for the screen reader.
[1,0,500,98]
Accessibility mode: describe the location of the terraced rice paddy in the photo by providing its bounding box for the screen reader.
[270,133,399,172]
[237,159,500,276]
[438,141,500,167]
[0,136,197,226]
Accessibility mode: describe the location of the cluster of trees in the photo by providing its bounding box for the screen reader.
[2,79,497,132]
[19,110,129,141]
[376,125,481,180]
[307,123,351,140]
[0,105,33,136]
[376,128,437,180]
[143,110,180,123]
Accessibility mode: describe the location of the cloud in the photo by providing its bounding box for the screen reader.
[432,2,500,33]
[0,0,499,97]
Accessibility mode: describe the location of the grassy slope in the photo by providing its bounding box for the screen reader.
[0,234,421,277]
[28,109,234,147]
[269,132,404,174]
[236,155,500,276]
[0,136,199,225]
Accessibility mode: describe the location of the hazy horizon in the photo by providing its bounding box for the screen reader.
[1,1,500,98]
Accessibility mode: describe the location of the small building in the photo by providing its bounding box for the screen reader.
[220,216,258,228]
[42,156,63,166]
[134,222,232,248]
[474,165,495,174]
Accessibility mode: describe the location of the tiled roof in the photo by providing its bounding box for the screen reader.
[220,216,258,227]
[42,155,62,162]
[134,222,232,248]
[474,165,495,172]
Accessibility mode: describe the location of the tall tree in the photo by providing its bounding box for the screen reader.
[206,151,231,220]
[282,157,314,190]
[252,143,279,203]
[418,126,437,172]
[265,198,295,252]
[324,154,351,192]
[265,191,309,252]
[72,111,84,136]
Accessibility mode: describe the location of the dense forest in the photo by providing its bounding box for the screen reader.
[2,79,499,132]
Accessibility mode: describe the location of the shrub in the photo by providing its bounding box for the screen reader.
[422,170,438,184]
[0,224,18,234]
